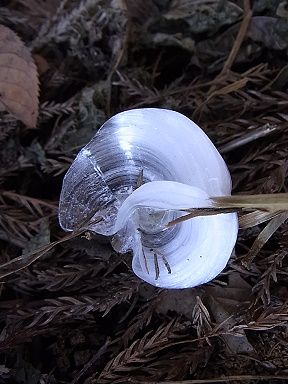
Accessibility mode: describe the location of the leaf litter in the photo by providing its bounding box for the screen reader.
[0,25,39,128]
[1,0,288,383]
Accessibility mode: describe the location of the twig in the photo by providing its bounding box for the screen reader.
[219,123,279,154]
[71,338,111,384]
[0,229,85,279]
[201,0,252,108]
[167,208,238,228]
[106,2,129,115]
[218,0,252,78]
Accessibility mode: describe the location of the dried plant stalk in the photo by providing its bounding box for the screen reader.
[213,193,288,211]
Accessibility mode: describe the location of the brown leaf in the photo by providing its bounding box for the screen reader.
[0,25,39,128]
[155,289,199,318]
[33,54,49,75]
[206,273,254,355]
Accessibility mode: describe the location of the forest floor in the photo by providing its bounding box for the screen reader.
[1,1,288,383]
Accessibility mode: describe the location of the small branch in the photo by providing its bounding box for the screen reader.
[167,208,238,227]
[219,123,279,154]
[218,0,252,78]
[0,229,85,279]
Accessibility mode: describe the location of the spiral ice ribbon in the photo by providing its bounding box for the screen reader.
[59,108,238,288]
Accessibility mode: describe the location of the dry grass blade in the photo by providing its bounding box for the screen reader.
[0,25,39,127]
[239,210,284,228]
[213,193,288,211]
[242,212,288,266]
[166,195,288,233]
[167,208,238,227]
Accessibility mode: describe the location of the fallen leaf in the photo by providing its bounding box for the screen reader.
[206,273,254,355]
[0,25,39,128]
[33,53,49,75]
[155,289,199,318]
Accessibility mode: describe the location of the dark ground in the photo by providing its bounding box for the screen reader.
[1,0,288,383]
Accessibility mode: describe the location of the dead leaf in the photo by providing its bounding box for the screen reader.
[0,25,39,128]
[155,289,199,318]
[33,53,49,75]
[206,273,254,355]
